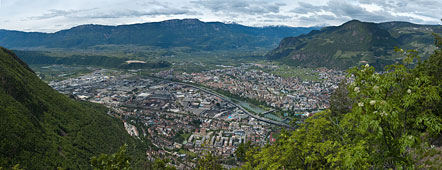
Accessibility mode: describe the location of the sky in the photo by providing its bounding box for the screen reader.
[0,0,441,32]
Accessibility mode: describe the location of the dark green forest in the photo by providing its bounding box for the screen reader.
[0,47,149,169]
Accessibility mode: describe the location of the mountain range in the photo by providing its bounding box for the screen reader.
[2,19,440,70]
[267,20,442,69]
[0,19,319,50]
[0,47,147,169]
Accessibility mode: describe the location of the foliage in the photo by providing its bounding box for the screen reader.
[90,150,177,170]
[151,159,176,170]
[195,152,224,170]
[241,111,347,170]
[0,47,148,169]
[344,53,441,168]
[0,164,24,170]
[329,80,353,116]
[235,141,254,162]
[90,144,131,170]
[172,130,186,143]
[415,31,442,120]
[190,119,203,127]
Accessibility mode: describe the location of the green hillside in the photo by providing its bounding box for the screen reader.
[0,47,147,169]
[267,20,442,69]
[0,19,319,51]
[13,50,171,69]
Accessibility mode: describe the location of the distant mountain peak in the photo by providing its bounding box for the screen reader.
[345,19,363,24]
[163,18,202,22]
[159,18,203,25]
[340,19,376,30]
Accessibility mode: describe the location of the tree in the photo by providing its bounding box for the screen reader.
[415,32,442,119]
[344,32,442,168]
[195,152,224,170]
[235,141,253,162]
[329,80,353,116]
[0,164,24,170]
[151,159,176,170]
[90,144,131,170]
[242,110,355,170]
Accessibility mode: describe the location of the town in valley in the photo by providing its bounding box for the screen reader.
[48,63,345,168]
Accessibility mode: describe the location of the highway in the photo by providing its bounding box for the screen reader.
[169,81,293,128]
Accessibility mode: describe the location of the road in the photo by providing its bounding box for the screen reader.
[144,75,292,128]
[169,81,292,128]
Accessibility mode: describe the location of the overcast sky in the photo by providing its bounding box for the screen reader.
[0,0,441,32]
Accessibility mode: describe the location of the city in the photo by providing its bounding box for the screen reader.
[49,69,279,168]
[49,63,346,168]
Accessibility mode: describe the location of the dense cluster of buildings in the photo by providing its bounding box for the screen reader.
[49,69,276,168]
[158,64,345,113]
[49,63,345,168]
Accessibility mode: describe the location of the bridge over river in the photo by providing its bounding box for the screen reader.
[145,76,292,128]
[169,81,292,128]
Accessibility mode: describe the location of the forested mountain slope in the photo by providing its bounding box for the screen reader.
[0,19,319,50]
[267,20,442,69]
[0,47,147,169]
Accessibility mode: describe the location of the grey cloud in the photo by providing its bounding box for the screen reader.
[397,2,407,7]
[29,9,95,20]
[299,14,341,23]
[397,0,441,16]
[325,0,389,21]
[290,2,322,14]
[263,14,292,19]
[358,0,441,18]
[415,12,439,19]
[292,0,438,25]
[136,0,166,7]
[358,0,398,8]
[29,7,195,20]
[319,14,338,21]
[85,9,195,19]
[191,0,285,16]
[394,0,441,9]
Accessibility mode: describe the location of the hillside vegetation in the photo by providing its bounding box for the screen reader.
[267,20,442,69]
[0,47,147,169]
[13,50,171,69]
